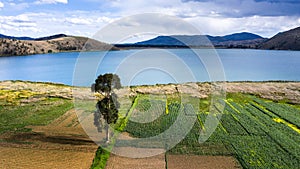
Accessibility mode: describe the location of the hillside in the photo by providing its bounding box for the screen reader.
[260,27,300,50]
[0,34,118,56]
[132,32,266,48]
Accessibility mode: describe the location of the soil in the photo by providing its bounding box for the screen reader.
[1,80,300,103]
[132,82,300,104]
[166,155,242,169]
[0,147,95,169]
[0,109,98,169]
[106,153,166,169]
[225,82,300,104]
[105,151,241,169]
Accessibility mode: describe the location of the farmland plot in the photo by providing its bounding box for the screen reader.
[116,93,300,169]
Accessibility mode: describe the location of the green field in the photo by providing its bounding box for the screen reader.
[0,89,73,134]
[94,92,300,169]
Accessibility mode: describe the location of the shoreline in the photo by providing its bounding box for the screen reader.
[1,80,300,104]
[1,79,300,87]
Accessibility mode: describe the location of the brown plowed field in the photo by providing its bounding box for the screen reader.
[106,153,166,169]
[167,155,241,169]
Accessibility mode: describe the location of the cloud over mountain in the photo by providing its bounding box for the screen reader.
[0,0,300,41]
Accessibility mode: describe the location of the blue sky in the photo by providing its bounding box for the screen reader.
[0,0,300,42]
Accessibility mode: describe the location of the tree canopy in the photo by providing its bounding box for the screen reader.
[92,73,121,94]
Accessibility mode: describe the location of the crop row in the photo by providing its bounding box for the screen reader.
[246,104,300,159]
[253,98,300,128]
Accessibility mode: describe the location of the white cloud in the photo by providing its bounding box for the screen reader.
[65,17,92,25]
[0,19,40,36]
[91,0,300,38]
[0,14,32,25]
[0,1,4,8]
[8,2,29,11]
[97,16,114,23]
[35,0,68,5]
[0,11,107,38]
[93,13,202,43]
[0,13,42,36]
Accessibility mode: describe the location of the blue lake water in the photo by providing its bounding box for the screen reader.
[0,49,299,86]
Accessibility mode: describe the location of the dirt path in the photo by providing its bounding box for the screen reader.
[0,109,98,169]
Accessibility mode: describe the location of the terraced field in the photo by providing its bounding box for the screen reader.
[1,81,299,169]
[97,92,300,169]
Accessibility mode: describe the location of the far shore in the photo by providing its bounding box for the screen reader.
[1,46,300,57]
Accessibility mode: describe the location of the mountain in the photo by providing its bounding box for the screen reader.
[260,27,300,50]
[0,34,34,41]
[212,32,263,41]
[35,34,68,41]
[0,33,67,41]
[0,34,118,56]
[132,32,266,48]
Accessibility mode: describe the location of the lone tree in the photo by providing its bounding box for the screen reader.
[92,73,121,143]
[92,73,121,95]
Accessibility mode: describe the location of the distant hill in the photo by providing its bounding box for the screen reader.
[131,32,266,48]
[212,32,263,41]
[260,27,300,50]
[0,34,118,56]
[35,34,68,41]
[0,33,67,41]
[0,34,34,41]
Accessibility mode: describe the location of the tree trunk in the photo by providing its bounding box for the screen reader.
[106,93,111,143]
[105,124,110,143]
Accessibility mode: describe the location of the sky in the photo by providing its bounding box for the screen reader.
[0,0,300,43]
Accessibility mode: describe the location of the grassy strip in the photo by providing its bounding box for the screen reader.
[115,95,140,132]
[90,147,111,169]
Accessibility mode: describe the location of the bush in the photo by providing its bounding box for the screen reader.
[90,147,110,169]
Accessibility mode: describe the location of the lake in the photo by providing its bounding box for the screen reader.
[0,49,299,86]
